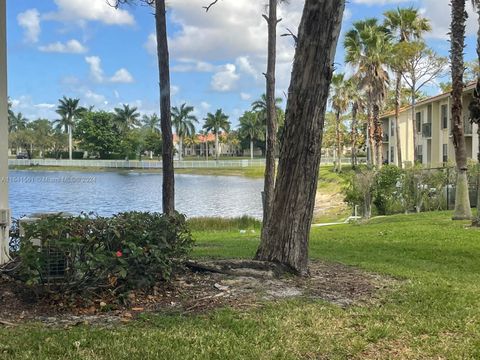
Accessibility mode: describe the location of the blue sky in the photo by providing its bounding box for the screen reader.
[7,0,480,129]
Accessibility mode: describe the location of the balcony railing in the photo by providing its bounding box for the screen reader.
[422,123,432,138]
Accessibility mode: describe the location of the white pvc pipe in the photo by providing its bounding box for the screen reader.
[0,0,10,265]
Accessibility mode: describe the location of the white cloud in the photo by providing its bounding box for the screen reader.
[200,101,211,111]
[172,59,216,73]
[17,9,41,43]
[45,0,135,26]
[38,39,88,54]
[171,85,180,96]
[85,56,105,83]
[85,56,134,84]
[236,56,258,78]
[10,96,57,120]
[352,0,411,4]
[211,64,240,92]
[240,92,252,101]
[84,90,107,105]
[110,68,134,83]
[34,103,56,109]
[423,0,478,40]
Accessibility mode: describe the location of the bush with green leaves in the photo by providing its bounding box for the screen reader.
[373,165,403,215]
[17,212,194,295]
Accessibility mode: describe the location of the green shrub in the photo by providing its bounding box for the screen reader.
[373,165,403,215]
[17,212,194,295]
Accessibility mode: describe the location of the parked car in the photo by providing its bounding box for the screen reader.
[16,153,29,159]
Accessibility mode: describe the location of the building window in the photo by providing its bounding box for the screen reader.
[427,104,432,123]
[390,146,395,163]
[443,144,448,163]
[416,145,423,163]
[390,120,395,137]
[416,112,422,133]
[441,104,448,129]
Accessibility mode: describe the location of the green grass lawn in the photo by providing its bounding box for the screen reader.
[2,211,480,359]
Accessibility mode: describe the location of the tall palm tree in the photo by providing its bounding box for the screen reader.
[203,109,231,160]
[345,19,392,168]
[345,77,365,168]
[171,103,198,160]
[114,104,141,133]
[8,112,27,133]
[239,111,265,159]
[384,7,431,169]
[54,97,85,160]
[450,0,472,220]
[141,113,161,134]
[252,94,282,122]
[330,73,350,172]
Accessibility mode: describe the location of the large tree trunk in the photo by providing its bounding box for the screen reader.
[395,72,403,168]
[373,103,383,168]
[261,0,279,243]
[351,102,358,168]
[451,0,472,220]
[156,0,175,215]
[255,0,345,275]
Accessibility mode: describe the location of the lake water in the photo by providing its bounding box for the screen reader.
[7,170,264,219]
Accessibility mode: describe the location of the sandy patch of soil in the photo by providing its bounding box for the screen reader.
[0,260,396,327]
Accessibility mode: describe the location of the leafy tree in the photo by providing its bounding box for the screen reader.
[400,41,448,160]
[384,7,430,168]
[114,104,141,133]
[54,97,85,160]
[238,111,264,159]
[450,0,472,220]
[75,111,121,159]
[141,113,161,134]
[345,19,392,167]
[8,112,27,133]
[203,109,231,160]
[171,103,198,160]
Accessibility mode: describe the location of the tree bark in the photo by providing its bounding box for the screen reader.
[156,0,175,215]
[394,71,403,168]
[351,102,358,168]
[335,110,341,172]
[411,79,418,163]
[68,123,73,161]
[373,103,383,168]
[451,0,472,220]
[471,3,480,225]
[367,102,375,167]
[255,0,345,275]
[261,0,279,244]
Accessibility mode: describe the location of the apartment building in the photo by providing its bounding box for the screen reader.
[380,82,479,167]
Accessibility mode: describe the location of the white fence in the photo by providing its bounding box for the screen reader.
[9,157,359,169]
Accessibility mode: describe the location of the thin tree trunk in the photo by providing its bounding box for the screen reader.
[215,133,219,160]
[395,71,403,168]
[250,139,254,159]
[373,103,383,168]
[179,137,183,161]
[261,0,279,243]
[451,0,472,220]
[255,0,345,275]
[411,80,417,163]
[156,0,175,215]
[335,110,341,172]
[351,103,358,168]
[68,124,73,160]
[367,102,375,167]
